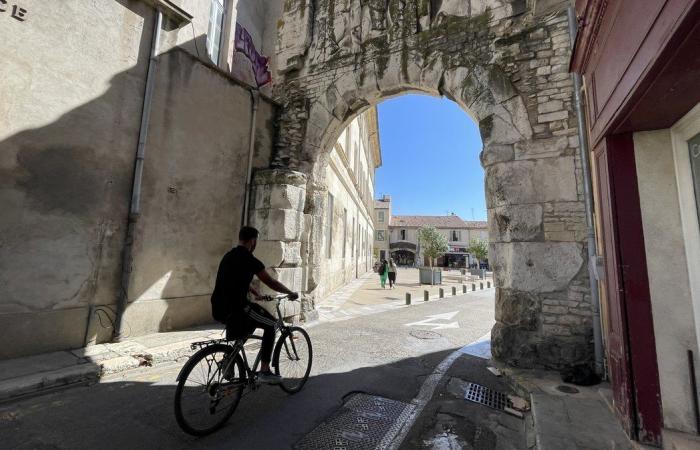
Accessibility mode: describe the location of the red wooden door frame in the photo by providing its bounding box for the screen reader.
[595,133,663,445]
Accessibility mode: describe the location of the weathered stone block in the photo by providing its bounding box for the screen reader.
[481,144,514,167]
[491,242,584,293]
[253,266,304,295]
[514,136,568,160]
[488,204,543,242]
[486,157,579,207]
[495,289,540,330]
[250,208,304,241]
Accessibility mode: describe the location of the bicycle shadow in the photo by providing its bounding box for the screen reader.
[0,347,470,449]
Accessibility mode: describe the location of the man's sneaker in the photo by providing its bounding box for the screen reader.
[257,370,282,385]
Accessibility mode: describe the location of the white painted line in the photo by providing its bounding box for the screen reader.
[382,345,466,449]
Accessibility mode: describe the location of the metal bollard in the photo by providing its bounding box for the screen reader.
[406,293,411,305]
[439,288,444,298]
[472,283,476,291]
[452,286,457,296]
[463,285,467,293]
[424,290,429,302]
[487,281,491,289]
[480,282,484,290]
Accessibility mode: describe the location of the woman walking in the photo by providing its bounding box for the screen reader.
[379,259,388,289]
[388,258,397,288]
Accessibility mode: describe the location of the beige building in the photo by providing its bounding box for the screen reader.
[373,195,392,261]
[373,197,488,268]
[0,0,283,359]
[313,109,382,300]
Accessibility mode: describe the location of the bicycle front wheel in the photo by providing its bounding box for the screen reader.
[273,326,312,394]
[174,344,245,436]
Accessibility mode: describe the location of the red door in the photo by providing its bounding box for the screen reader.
[594,139,636,437]
[594,134,662,445]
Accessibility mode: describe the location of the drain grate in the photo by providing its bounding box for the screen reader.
[294,393,415,450]
[464,383,511,411]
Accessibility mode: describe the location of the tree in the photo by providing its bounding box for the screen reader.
[467,238,489,267]
[417,226,448,268]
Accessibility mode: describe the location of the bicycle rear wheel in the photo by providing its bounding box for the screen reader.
[174,344,245,436]
[272,327,312,394]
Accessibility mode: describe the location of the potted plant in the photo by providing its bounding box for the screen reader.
[467,238,489,279]
[417,226,448,285]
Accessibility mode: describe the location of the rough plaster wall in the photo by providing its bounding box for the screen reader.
[0,0,153,358]
[122,49,277,337]
[634,130,700,433]
[0,0,278,358]
[260,0,592,368]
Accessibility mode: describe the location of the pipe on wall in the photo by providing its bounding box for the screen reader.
[242,90,260,227]
[567,6,605,376]
[113,9,163,341]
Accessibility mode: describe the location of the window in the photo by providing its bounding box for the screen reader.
[326,193,334,258]
[451,230,460,242]
[343,209,348,258]
[351,217,356,257]
[376,230,385,241]
[206,0,226,65]
[400,229,406,240]
[378,211,385,223]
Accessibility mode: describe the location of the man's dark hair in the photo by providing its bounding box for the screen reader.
[239,226,259,241]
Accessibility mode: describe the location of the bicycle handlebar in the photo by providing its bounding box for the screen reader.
[257,293,299,302]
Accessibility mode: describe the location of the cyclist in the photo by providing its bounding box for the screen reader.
[211,226,299,384]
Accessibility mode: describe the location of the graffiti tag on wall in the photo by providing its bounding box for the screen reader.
[234,23,271,87]
[0,1,27,21]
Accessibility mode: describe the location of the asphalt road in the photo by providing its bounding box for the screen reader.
[0,290,495,449]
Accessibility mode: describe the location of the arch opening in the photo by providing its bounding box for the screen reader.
[252,2,591,370]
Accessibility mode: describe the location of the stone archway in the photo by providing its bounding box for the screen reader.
[252,0,592,369]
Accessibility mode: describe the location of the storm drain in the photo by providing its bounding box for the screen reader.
[294,393,415,450]
[409,330,441,340]
[464,383,511,411]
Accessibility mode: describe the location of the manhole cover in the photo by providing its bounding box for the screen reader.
[294,393,415,449]
[464,383,511,411]
[409,330,442,340]
[556,385,580,394]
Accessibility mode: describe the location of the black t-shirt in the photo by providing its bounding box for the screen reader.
[210,246,265,322]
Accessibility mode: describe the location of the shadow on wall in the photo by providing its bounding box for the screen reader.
[0,9,277,360]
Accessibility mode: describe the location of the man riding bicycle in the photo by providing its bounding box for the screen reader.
[211,226,299,384]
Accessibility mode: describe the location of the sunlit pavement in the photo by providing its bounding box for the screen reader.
[0,290,498,449]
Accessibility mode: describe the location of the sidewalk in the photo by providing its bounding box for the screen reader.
[0,325,225,403]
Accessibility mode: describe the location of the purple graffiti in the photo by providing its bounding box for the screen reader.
[235,23,271,87]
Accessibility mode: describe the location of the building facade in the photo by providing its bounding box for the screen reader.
[373,195,392,261]
[373,197,488,268]
[0,0,283,359]
[311,109,381,301]
[572,0,700,446]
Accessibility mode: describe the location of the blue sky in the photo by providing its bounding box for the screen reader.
[375,94,486,220]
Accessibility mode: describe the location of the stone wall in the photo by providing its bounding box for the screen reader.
[259,0,592,368]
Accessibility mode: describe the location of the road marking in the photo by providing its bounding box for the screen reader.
[404,311,459,330]
[383,335,487,449]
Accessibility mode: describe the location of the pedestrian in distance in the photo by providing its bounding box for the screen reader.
[379,259,388,289]
[388,258,397,288]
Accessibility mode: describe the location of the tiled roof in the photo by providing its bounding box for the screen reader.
[462,220,488,229]
[389,215,485,229]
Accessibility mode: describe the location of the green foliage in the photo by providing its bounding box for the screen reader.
[417,226,448,267]
[467,238,489,263]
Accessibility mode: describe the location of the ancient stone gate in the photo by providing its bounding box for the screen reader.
[251,0,593,369]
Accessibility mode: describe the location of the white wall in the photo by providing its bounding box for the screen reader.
[634,129,700,433]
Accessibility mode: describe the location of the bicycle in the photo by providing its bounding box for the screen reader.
[174,294,313,436]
